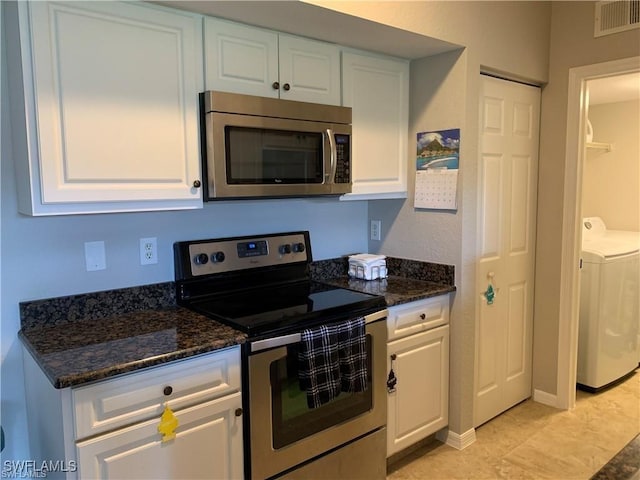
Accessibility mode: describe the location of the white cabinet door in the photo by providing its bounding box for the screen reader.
[204,17,279,98]
[15,1,203,214]
[387,325,449,457]
[204,18,340,105]
[77,392,243,480]
[277,34,341,105]
[341,51,409,200]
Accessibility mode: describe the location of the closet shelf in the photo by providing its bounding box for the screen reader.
[586,142,613,152]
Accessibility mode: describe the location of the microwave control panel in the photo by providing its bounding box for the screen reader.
[334,134,351,184]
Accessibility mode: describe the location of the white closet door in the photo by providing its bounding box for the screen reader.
[474,75,540,427]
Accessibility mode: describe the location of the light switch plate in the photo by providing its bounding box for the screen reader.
[85,241,106,271]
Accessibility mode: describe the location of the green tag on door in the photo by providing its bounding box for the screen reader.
[484,284,495,305]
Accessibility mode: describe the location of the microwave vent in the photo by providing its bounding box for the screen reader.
[595,0,640,37]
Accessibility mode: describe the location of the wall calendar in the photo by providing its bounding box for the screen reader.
[414,128,460,210]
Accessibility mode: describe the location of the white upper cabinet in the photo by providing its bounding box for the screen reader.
[203,17,279,99]
[8,1,204,215]
[276,34,341,105]
[341,50,409,200]
[204,17,341,105]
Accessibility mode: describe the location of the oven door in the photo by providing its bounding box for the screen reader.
[246,311,387,480]
[205,112,351,199]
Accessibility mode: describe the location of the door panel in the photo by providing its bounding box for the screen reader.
[506,283,527,379]
[480,154,504,259]
[509,154,531,253]
[475,75,540,427]
[476,307,500,396]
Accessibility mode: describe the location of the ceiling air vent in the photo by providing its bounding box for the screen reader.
[595,0,640,37]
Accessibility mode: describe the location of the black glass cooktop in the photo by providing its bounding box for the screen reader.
[187,281,385,337]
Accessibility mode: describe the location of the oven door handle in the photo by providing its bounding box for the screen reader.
[250,309,387,353]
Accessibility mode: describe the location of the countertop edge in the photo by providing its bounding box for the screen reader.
[320,275,456,308]
[20,333,247,389]
[19,308,247,389]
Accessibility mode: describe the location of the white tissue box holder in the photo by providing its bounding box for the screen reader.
[348,254,387,280]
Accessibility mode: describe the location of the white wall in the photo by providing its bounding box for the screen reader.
[359,1,551,436]
[583,100,640,231]
[369,49,473,434]
[534,2,640,396]
[309,0,550,83]
[0,17,368,460]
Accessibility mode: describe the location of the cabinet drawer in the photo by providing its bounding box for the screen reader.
[73,346,241,440]
[387,295,449,341]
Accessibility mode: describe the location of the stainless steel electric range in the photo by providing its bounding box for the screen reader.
[174,231,388,480]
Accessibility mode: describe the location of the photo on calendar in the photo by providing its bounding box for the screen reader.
[416,128,460,171]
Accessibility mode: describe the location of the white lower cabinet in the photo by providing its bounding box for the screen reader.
[77,393,242,479]
[22,346,243,479]
[386,296,450,457]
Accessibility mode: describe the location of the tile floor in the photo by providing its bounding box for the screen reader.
[387,371,640,479]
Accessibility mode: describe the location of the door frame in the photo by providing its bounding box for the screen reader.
[557,56,640,410]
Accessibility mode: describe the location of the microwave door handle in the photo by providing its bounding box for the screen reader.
[326,128,337,184]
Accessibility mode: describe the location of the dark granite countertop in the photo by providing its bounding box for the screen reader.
[320,276,455,306]
[311,256,456,306]
[19,283,247,389]
[20,256,454,390]
[20,307,246,389]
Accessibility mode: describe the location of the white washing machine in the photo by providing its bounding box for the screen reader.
[577,217,639,391]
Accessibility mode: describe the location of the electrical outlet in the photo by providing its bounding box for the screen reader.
[140,237,158,265]
[370,220,381,241]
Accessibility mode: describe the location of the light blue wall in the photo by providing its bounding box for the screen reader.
[0,31,368,462]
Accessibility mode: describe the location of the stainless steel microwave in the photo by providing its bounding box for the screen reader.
[200,91,352,200]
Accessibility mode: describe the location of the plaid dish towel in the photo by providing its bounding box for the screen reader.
[337,317,367,393]
[299,318,368,409]
[299,324,342,408]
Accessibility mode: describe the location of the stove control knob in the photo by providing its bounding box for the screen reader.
[279,244,292,254]
[194,253,209,265]
[211,251,225,263]
[292,243,306,253]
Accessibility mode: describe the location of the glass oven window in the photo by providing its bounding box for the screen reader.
[225,127,323,184]
[269,335,373,449]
